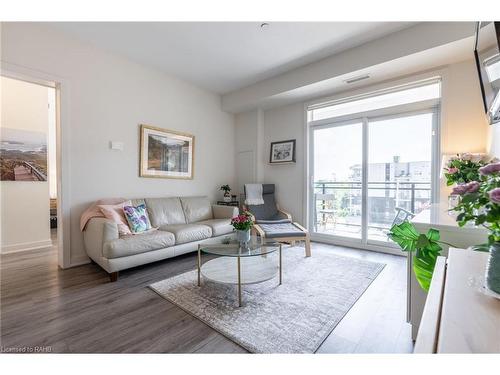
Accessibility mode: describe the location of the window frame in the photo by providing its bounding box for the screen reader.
[306,78,442,253]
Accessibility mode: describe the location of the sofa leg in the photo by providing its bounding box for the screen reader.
[109,272,118,282]
[305,237,312,257]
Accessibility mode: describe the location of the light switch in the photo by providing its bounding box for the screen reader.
[110,141,124,151]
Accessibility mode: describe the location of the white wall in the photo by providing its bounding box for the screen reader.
[1,76,52,252]
[262,104,305,222]
[1,23,235,265]
[439,60,490,200]
[238,59,489,225]
[441,60,489,155]
[234,109,267,194]
[489,124,500,157]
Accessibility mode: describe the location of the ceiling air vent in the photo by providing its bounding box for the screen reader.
[344,74,370,84]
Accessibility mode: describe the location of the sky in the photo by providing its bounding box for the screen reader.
[313,112,433,181]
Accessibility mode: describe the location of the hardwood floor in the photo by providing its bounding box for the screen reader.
[0,241,413,353]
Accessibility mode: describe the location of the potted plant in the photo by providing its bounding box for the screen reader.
[450,161,500,294]
[231,212,254,246]
[388,221,454,292]
[220,184,232,202]
[443,153,489,186]
[443,153,489,209]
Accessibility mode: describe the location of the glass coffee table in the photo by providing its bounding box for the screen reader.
[197,238,282,307]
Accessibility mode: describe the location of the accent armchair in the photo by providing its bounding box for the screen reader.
[243,184,311,257]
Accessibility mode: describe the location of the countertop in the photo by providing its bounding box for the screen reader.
[412,203,488,234]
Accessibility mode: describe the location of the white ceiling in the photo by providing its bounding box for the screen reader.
[48,22,415,94]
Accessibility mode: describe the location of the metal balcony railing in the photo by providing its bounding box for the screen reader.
[313,181,431,235]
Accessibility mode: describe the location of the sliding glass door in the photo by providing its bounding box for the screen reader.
[309,109,437,248]
[366,112,435,244]
[312,120,363,239]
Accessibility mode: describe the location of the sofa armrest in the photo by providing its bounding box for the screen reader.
[212,204,239,219]
[83,217,119,260]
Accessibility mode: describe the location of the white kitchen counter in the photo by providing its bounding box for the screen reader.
[412,202,489,235]
[408,203,488,340]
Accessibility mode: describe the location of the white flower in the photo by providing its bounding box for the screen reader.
[460,153,472,161]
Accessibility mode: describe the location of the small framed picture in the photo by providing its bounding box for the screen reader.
[140,124,194,179]
[269,139,296,164]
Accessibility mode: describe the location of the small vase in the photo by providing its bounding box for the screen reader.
[236,229,251,247]
[223,192,231,203]
[486,242,500,294]
[448,194,460,211]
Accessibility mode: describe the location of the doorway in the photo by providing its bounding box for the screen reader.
[0,75,59,256]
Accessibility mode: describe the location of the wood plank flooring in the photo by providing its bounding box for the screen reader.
[0,241,413,353]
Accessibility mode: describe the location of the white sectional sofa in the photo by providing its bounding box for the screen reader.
[83,196,238,281]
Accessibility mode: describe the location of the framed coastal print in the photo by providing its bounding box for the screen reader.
[139,125,194,179]
[0,128,48,181]
[269,139,296,164]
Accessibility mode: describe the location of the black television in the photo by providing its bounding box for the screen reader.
[474,21,500,124]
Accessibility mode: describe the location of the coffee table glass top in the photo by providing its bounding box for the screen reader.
[199,237,279,257]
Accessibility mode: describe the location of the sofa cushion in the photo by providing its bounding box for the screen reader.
[198,219,234,237]
[103,230,175,259]
[160,224,212,244]
[145,197,186,227]
[180,196,213,223]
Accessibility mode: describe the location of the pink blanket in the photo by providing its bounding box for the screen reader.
[80,198,126,231]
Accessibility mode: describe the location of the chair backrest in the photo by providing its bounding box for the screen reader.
[244,184,278,221]
[315,193,336,201]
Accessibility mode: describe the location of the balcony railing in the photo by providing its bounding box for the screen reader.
[313,180,431,240]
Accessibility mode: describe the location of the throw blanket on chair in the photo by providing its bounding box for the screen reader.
[244,184,264,205]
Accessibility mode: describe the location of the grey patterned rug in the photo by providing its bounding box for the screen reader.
[149,246,385,353]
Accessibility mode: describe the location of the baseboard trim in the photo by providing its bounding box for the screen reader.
[1,239,53,254]
[67,258,91,268]
[310,235,404,257]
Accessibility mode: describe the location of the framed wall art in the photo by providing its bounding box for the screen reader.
[269,139,296,164]
[139,124,194,179]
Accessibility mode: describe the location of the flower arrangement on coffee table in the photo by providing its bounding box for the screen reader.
[231,212,254,246]
[231,212,254,231]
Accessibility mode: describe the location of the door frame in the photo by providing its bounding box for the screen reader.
[1,61,72,269]
[307,103,441,254]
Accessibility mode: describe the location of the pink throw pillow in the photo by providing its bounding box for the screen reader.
[98,200,132,236]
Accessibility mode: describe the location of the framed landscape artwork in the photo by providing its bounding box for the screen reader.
[0,127,48,181]
[269,139,296,164]
[139,124,194,179]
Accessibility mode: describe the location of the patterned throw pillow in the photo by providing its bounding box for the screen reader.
[123,204,152,234]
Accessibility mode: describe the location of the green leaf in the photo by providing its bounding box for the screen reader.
[388,220,444,292]
[387,221,420,252]
[470,243,490,252]
[427,228,440,242]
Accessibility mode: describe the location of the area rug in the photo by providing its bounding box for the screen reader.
[149,246,385,353]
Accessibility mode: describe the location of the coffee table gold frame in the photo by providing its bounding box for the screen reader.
[197,243,282,307]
